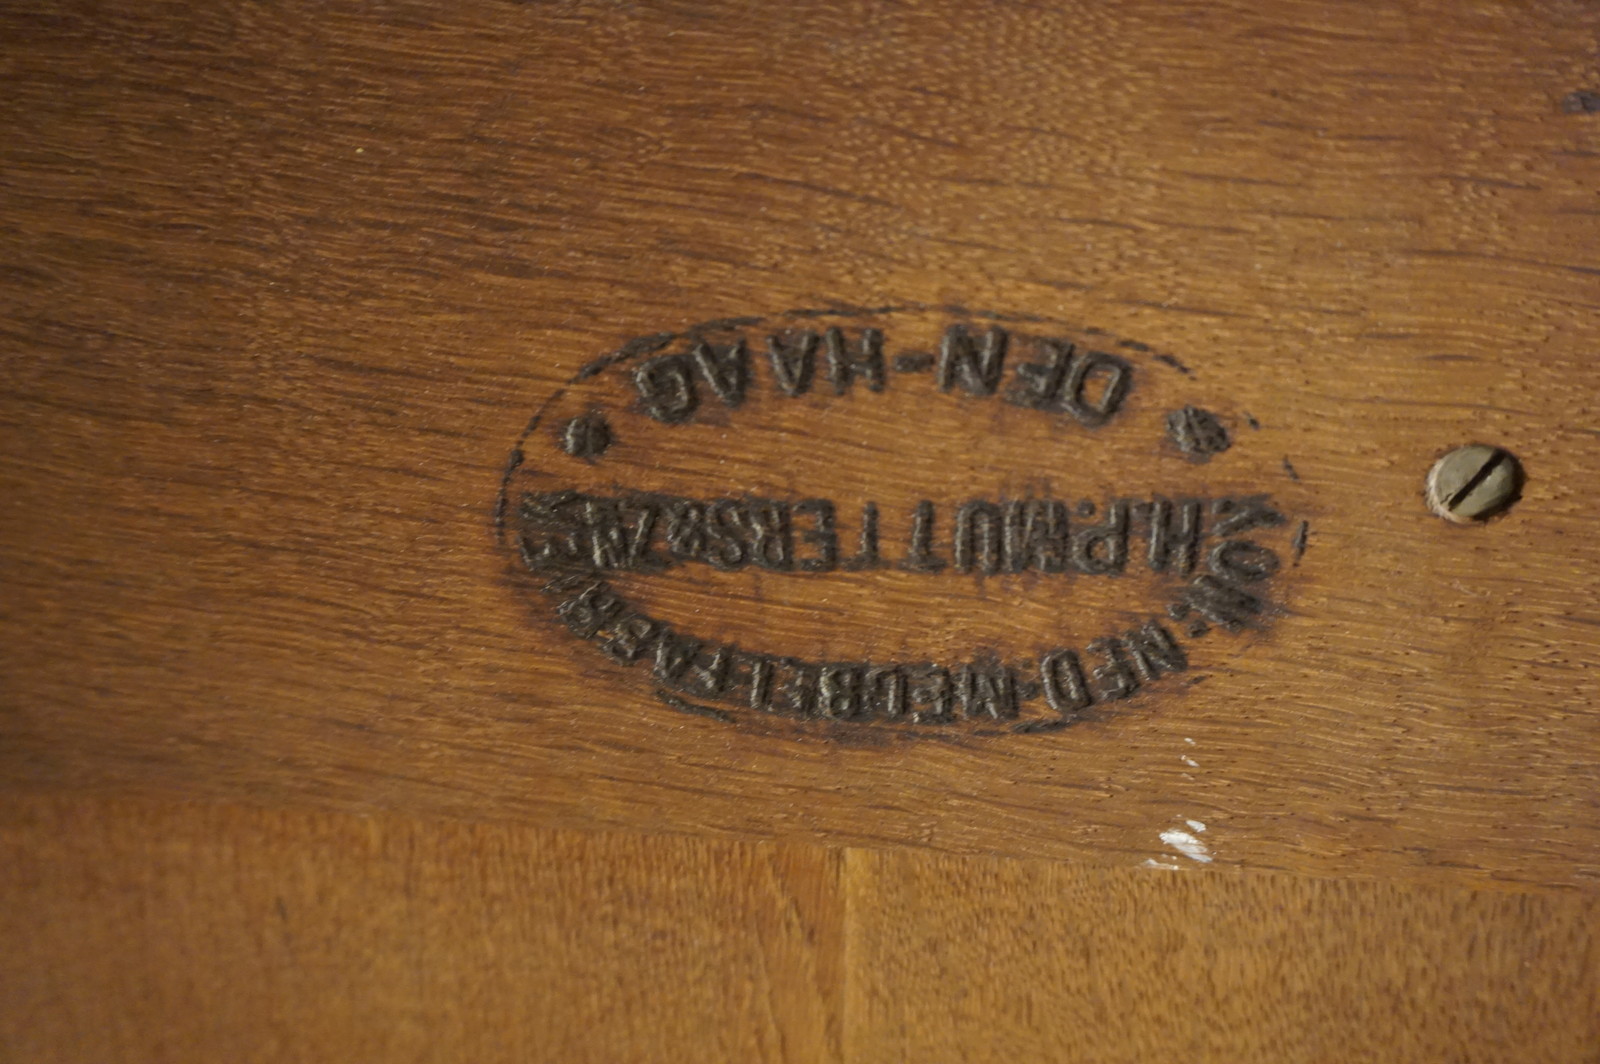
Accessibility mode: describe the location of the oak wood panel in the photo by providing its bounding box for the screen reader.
[0,791,845,1064]
[849,845,1600,1063]
[3,0,1600,895]
[3,792,1599,1063]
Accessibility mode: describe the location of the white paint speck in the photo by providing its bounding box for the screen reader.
[1159,829,1214,863]
[1142,858,1183,870]
[1182,756,1199,767]
[1184,737,1196,745]
[1186,819,1207,833]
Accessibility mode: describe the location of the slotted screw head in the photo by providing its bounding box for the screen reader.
[1426,444,1522,523]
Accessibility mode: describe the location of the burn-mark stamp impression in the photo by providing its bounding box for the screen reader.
[496,306,1307,735]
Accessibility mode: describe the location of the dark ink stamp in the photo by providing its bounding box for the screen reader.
[498,306,1306,736]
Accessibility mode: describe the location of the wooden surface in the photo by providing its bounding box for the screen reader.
[4,790,1598,1064]
[4,0,1600,1058]
[0,792,846,1064]
[4,0,1600,891]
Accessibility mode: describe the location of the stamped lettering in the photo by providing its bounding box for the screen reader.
[497,305,1308,735]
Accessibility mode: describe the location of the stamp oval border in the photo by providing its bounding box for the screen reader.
[495,304,1308,738]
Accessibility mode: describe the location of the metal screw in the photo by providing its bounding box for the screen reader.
[1426,444,1522,523]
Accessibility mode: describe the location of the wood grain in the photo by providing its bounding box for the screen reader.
[849,846,1600,1062]
[4,0,1600,892]
[4,6,1600,1054]
[0,792,845,1064]
[3,792,1598,1063]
